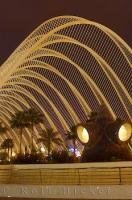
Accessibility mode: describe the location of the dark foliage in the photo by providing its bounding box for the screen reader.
[13,153,46,164]
[0,152,8,164]
[52,150,70,163]
[52,150,80,163]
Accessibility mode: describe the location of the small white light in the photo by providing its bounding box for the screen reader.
[12,152,16,157]
[41,147,45,153]
[76,150,81,157]
[128,143,132,151]
[118,123,132,142]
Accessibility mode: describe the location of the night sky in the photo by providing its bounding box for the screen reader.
[0,0,131,65]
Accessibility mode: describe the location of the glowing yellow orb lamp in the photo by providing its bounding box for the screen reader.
[76,125,89,144]
[118,123,132,142]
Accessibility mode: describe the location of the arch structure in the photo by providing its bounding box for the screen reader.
[0,16,131,152]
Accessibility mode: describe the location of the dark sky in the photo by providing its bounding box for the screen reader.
[0,0,131,65]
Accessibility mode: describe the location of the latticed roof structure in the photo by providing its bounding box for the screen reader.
[0,16,131,152]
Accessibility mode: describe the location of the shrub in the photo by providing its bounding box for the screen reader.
[13,153,46,164]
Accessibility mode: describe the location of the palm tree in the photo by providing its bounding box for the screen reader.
[86,111,97,122]
[25,108,43,153]
[10,111,29,155]
[1,138,14,160]
[38,128,64,160]
[0,123,8,156]
[0,122,7,135]
[66,129,77,157]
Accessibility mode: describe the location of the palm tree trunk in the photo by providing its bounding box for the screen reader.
[48,136,51,161]
[20,128,22,155]
[11,147,12,157]
[31,123,34,153]
[8,147,10,161]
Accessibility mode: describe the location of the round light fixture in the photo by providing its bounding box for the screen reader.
[118,123,132,142]
[76,125,89,144]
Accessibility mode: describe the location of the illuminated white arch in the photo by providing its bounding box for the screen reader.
[0,16,131,152]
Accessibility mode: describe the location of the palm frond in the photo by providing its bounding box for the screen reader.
[52,138,63,145]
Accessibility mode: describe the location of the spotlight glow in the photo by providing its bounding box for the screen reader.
[40,147,45,153]
[118,123,132,142]
[12,152,16,157]
[77,125,89,144]
[68,148,81,157]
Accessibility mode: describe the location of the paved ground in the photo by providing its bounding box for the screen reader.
[0,198,112,200]
[0,198,95,200]
[0,198,129,200]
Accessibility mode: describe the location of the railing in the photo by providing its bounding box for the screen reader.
[0,161,132,185]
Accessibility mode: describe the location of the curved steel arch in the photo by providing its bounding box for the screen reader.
[2,86,57,130]
[14,61,92,114]
[31,49,116,118]
[6,77,70,131]
[0,16,131,152]
[26,45,130,116]
[11,69,81,122]
[41,34,131,103]
[0,97,23,111]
